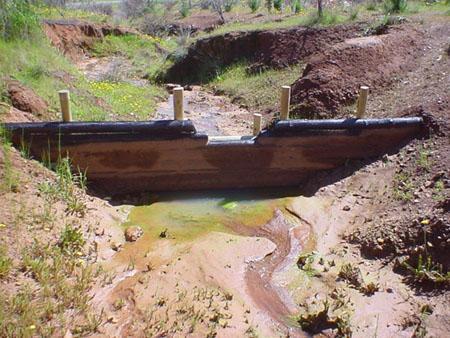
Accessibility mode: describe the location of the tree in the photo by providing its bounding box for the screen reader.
[210,0,226,23]
[317,0,323,17]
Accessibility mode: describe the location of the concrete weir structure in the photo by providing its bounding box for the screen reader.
[4,117,423,194]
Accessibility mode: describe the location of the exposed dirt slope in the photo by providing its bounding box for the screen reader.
[165,23,364,83]
[290,25,424,118]
[5,80,49,117]
[43,19,137,61]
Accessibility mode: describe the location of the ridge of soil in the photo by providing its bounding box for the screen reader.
[5,80,49,117]
[43,19,137,61]
[165,23,364,83]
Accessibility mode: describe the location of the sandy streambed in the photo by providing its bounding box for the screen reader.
[90,195,311,337]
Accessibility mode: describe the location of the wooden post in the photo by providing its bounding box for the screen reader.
[253,113,262,136]
[356,86,369,118]
[280,86,291,120]
[173,87,184,121]
[59,90,72,122]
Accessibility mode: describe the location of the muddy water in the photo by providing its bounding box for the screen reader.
[119,194,309,333]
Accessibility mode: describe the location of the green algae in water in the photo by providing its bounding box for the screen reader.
[123,197,285,245]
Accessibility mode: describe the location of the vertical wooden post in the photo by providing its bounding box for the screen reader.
[173,87,184,121]
[356,86,369,118]
[59,90,72,122]
[280,86,291,120]
[253,113,262,136]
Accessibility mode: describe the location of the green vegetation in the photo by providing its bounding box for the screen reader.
[38,157,87,216]
[247,0,261,12]
[0,0,40,41]
[338,263,363,287]
[417,147,431,171]
[58,224,85,255]
[393,171,414,202]
[0,127,19,193]
[209,62,303,113]
[296,252,320,277]
[403,253,450,285]
[297,298,352,336]
[90,34,177,81]
[0,246,12,279]
[36,5,112,24]
[384,0,408,13]
[0,237,101,337]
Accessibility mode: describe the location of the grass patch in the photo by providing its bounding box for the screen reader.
[91,34,177,81]
[38,157,87,216]
[208,62,304,113]
[417,147,431,171]
[35,5,112,24]
[393,171,414,202]
[0,127,19,193]
[0,30,166,121]
[0,237,101,337]
[0,246,12,279]
[87,80,164,120]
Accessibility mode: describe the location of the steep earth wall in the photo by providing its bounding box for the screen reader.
[42,19,137,61]
[165,24,364,83]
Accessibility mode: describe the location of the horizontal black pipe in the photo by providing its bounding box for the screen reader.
[2,117,424,141]
[263,117,424,136]
[3,120,197,137]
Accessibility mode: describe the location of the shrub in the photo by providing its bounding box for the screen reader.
[291,0,302,13]
[248,0,261,12]
[179,0,190,18]
[366,1,377,11]
[224,0,235,12]
[384,0,407,13]
[265,0,272,12]
[273,0,282,11]
[0,0,40,41]
[349,7,359,20]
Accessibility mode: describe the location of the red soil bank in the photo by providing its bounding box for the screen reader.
[165,24,364,83]
[290,26,424,118]
[42,19,137,61]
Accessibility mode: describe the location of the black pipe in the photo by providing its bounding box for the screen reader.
[2,120,197,137]
[262,117,424,137]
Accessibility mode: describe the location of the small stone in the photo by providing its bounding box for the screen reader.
[343,205,351,211]
[125,226,144,242]
[219,319,228,328]
[107,316,118,324]
[377,238,384,244]
[95,228,105,236]
[386,288,393,293]
[111,242,122,251]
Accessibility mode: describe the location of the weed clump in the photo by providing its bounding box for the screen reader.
[58,225,85,255]
[338,263,363,288]
[401,253,450,286]
[297,252,320,277]
[297,298,352,337]
[38,157,87,216]
[0,246,12,279]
